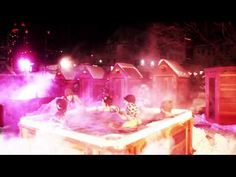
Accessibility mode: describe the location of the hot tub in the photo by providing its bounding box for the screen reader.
[18,108,193,154]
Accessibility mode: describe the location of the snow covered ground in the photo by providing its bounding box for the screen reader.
[0,130,83,155]
[193,114,236,154]
[0,114,236,154]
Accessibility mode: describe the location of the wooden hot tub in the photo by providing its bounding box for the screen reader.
[19,108,193,155]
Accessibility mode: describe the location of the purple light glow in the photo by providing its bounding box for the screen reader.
[10,72,55,100]
[18,58,33,72]
[17,85,37,100]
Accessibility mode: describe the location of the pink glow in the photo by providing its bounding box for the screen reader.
[0,133,83,154]
[17,85,37,100]
[10,72,55,100]
[18,58,33,72]
[60,57,72,70]
[150,60,155,67]
[140,59,145,66]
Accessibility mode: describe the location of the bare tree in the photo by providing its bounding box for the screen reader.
[105,22,236,66]
[183,22,236,66]
[106,23,187,63]
[147,23,187,60]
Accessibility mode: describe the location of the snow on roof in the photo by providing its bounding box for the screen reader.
[115,63,143,79]
[84,65,105,79]
[158,59,189,78]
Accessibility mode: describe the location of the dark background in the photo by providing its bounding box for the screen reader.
[0,1,235,64]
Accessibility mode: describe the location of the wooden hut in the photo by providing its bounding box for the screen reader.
[205,66,236,125]
[109,63,143,106]
[75,64,106,105]
[152,59,190,108]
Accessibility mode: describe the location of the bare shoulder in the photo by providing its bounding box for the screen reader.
[110,105,120,112]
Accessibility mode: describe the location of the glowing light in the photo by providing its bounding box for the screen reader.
[188,72,192,75]
[21,22,26,27]
[140,59,145,66]
[184,37,192,41]
[199,71,204,75]
[150,60,155,67]
[60,57,72,70]
[193,72,198,76]
[99,59,103,63]
[18,58,33,72]
[110,66,114,71]
[12,28,19,33]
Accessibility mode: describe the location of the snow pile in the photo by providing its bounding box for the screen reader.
[193,127,236,154]
[194,114,236,134]
[0,132,83,155]
[211,123,236,134]
[192,127,214,154]
[193,114,210,125]
[141,138,174,155]
[212,134,236,154]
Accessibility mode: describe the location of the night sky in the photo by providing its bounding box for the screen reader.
[1,6,235,65]
[1,16,130,42]
[29,23,120,53]
[0,16,121,48]
[0,14,150,62]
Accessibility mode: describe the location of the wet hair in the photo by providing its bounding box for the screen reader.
[55,98,67,117]
[64,88,74,97]
[103,96,113,106]
[56,98,68,111]
[160,100,173,112]
[124,94,136,104]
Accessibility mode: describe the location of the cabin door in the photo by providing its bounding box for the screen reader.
[80,79,91,104]
[112,79,125,107]
[155,76,176,105]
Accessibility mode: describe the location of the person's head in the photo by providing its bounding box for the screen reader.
[124,94,136,105]
[102,95,113,107]
[56,98,68,112]
[64,88,74,102]
[160,99,173,112]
